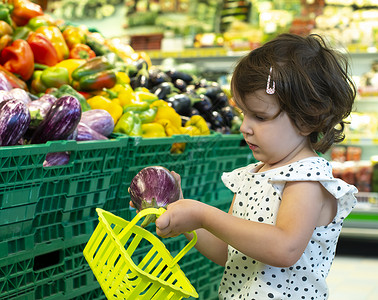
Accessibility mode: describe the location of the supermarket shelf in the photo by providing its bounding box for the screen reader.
[354,97,378,113]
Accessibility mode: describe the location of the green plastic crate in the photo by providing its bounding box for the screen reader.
[0,240,92,299]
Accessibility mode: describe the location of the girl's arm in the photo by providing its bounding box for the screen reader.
[156,181,334,267]
[182,195,236,266]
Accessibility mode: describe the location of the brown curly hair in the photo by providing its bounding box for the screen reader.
[231,33,356,153]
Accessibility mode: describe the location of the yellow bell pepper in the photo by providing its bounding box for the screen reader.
[87,95,123,124]
[116,72,130,85]
[180,125,201,136]
[135,90,158,104]
[154,106,182,129]
[55,58,86,80]
[156,119,186,154]
[150,99,169,108]
[141,123,167,138]
[185,115,210,135]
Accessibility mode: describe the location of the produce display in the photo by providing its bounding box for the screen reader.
[0,0,242,159]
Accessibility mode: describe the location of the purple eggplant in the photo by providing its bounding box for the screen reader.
[30,95,82,144]
[0,73,12,91]
[129,166,181,227]
[80,109,114,137]
[43,152,70,167]
[75,122,108,141]
[28,94,58,128]
[0,90,13,104]
[8,88,31,105]
[0,99,31,146]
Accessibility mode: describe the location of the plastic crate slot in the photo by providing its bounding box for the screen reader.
[34,224,63,243]
[33,250,61,271]
[35,277,65,300]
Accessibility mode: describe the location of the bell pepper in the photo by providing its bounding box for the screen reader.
[85,32,111,56]
[154,105,182,129]
[113,111,135,134]
[0,20,13,36]
[0,39,34,81]
[129,115,142,136]
[69,43,96,60]
[137,107,157,123]
[27,32,59,66]
[87,95,123,123]
[50,84,91,112]
[40,66,69,88]
[76,69,117,92]
[71,56,114,81]
[35,26,69,62]
[123,101,149,114]
[12,26,31,40]
[141,123,166,138]
[0,34,11,52]
[111,84,134,106]
[185,115,210,135]
[30,70,47,93]
[179,125,201,136]
[0,3,13,26]
[10,0,44,26]
[0,64,28,90]
[62,25,87,49]
[156,118,186,153]
[26,15,54,30]
[55,58,86,80]
[116,71,130,85]
[135,90,158,104]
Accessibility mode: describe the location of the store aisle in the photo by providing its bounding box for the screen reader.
[327,255,378,300]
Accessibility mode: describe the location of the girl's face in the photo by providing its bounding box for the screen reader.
[238,90,313,168]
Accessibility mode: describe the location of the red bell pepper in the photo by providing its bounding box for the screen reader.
[69,43,96,60]
[0,39,34,80]
[9,0,44,26]
[27,32,59,66]
[35,26,69,62]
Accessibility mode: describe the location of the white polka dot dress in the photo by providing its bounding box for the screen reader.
[219,157,357,300]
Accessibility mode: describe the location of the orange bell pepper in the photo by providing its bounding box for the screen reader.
[0,39,34,81]
[9,0,44,26]
[69,43,96,59]
[35,26,69,62]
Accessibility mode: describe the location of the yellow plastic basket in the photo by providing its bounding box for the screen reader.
[83,207,199,299]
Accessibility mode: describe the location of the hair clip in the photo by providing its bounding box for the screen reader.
[266,66,275,95]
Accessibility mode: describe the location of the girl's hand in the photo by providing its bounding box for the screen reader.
[170,170,184,199]
[156,199,205,238]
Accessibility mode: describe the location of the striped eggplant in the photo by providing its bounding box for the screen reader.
[43,152,70,167]
[31,95,82,144]
[0,99,31,146]
[76,122,107,141]
[80,109,114,137]
[28,94,58,129]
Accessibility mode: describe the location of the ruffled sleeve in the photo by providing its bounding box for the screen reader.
[268,157,358,222]
[221,163,260,193]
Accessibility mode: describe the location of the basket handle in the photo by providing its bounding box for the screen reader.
[125,207,197,268]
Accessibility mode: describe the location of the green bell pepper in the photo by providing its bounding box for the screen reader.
[71,56,114,81]
[41,66,70,88]
[123,101,149,113]
[12,26,31,40]
[0,3,13,25]
[137,107,157,123]
[113,111,135,135]
[129,115,142,136]
[78,69,117,92]
[31,70,48,94]
[27,16,53,31]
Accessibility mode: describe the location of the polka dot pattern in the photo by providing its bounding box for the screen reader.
[219,157,357,299]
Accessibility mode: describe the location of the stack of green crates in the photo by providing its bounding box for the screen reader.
[0,135,128,299]
[0,132,255,300]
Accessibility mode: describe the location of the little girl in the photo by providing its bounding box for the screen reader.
[155,33,358,299]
